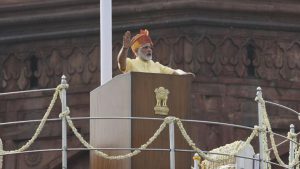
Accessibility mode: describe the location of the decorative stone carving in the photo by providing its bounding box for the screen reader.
[219,38,239,66]
[2,53,30,91]
[1,43,100,92]
[153,38,171,66]
[24,149,42,167]
[3,31,300,93]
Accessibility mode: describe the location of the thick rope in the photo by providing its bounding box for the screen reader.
[0,85,63,155]
[0,82,298,169]
[61,112,174,160]
[176,119,259,163]
[257,97,300,168]
[62,109,261,163]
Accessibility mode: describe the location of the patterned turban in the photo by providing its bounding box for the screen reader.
[130,29,153,54]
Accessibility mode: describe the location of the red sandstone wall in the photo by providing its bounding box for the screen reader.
[1,0,300,168]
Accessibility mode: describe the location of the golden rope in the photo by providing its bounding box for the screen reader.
[0,82,298,169]
[62,113,173,160]
[257,97,300,168]
[176,119,259,163]
[0,85,63,155]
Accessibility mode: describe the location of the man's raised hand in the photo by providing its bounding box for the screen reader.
[123,31,131,49]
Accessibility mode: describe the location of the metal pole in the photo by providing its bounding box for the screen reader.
[256,87,265,169]
[253,154,260,169]
[61,75,68,169]
[100,0,112,85]
[169,119,175,169]
[289,124,295,169]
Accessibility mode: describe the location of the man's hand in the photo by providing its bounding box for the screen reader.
[118,31,131,72]
[123,31,131,49]
[173,69,195,77]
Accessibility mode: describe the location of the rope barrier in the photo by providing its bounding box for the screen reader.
[62,111,171,160]
[60,112,260,163]
[0,85,63,156]
[257,96,300,169]
[176,118,259,163]
[0,83,298,169]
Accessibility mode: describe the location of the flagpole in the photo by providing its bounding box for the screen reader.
[100,0,112,85]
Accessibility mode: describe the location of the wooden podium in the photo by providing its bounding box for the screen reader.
[90,72,193,169]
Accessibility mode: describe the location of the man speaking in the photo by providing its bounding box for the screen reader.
[117,29,191,75]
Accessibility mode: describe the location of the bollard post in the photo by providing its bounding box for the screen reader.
[256,87,265,169]
[169,118,175,169]
[289,124,295,169]
[193,153,200,169]
[60,75,68,169]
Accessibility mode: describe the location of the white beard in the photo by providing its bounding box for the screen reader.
[137,49,152,61]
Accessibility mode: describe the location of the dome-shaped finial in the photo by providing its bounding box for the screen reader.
[61,75,67,84]
[257,87,262,91]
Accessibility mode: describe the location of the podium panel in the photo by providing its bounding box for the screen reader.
[90,72,193,169]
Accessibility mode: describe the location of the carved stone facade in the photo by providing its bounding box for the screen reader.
[1,39,100,92]
[0,0,300,168]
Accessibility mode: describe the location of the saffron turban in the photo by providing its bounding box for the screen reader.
[130,29,153,54]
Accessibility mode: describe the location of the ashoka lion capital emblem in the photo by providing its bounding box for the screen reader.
[154,87,170,115]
